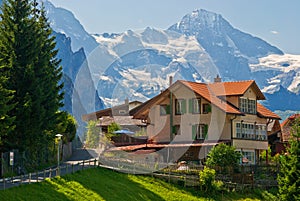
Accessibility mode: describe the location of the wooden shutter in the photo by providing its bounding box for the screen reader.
[192,125,196,140]
[189,99,193,113]
[166,105,170,114]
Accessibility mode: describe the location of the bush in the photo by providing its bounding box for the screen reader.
[199,166,223,193]
[206,143,241,173]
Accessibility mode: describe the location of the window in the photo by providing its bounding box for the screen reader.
[192,124,208,140]
[119,110,127,115]
[202,103,211,114]
[240,98,248,113]
[175,99,186,115]
[189,98,201,113]
[160,105,170,115]
[173,125,180,135]
[235,122,267,141]
[248,100,256,114]
[239,97,256,114]
[240,151,255,164]
[236,123,241,138]
[255,124,267,140]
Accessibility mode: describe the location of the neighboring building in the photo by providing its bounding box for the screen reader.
[82,99,147,146]
[128,78,280,164]
[82,99,142,121]
[270,114,300,154]
[267,119,282,156]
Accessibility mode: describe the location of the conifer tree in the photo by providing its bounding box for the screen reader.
[0,70,15,150]
[0,0,64,164]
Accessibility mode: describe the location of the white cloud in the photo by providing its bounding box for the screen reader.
[270,30,279,35]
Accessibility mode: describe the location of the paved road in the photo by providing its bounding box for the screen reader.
[64,148,98,163]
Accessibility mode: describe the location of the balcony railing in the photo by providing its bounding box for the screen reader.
[235,133,267,141]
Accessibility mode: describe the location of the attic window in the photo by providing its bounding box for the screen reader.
[119,110,126,115]
[239,97,256,114]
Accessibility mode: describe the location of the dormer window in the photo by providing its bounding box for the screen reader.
[239,97,256,114]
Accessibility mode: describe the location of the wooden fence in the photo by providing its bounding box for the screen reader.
[0,159,98,190]
[0,157,279,191]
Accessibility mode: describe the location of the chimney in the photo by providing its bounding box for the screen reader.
[214,74,222,82]
[169,76,173,86]
[125,98,129,105]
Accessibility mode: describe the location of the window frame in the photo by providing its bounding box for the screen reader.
[175,99,186,115]
[202,103,211,114]
[189,98,201,114]
[192,124,208,140]
[239,97,257,114]
[160,104,170,116]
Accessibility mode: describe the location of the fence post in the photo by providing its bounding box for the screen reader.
[44,170,46,180]
[3,177,5,190]
[29,173,31,184]
[36,171,39,182]
[82,160,85,170]
[94,159,97,167]
[49,168,52,179]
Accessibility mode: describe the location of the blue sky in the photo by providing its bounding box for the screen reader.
[49,0,300,54]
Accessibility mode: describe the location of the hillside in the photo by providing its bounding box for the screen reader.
[0,167,275,201]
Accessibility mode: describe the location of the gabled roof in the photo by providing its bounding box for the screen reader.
[82,100,142,121]
[257,103,281,120]
[208,80,266,100]
[97,116,146,127]
[180,80,242,115]
[281,114,300,128]
[280,114,300,142]
[131,80,243,119]
[131,79,279,120]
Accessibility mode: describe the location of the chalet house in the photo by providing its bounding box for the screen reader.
[127,78,281,164]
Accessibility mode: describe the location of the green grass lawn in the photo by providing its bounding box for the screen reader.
[0,167,278,201]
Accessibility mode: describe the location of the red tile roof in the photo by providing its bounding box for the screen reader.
[131,79,278,120]
[180,80,242,115]
[257,103,281,119]
[280,114,300,142]
[208,80,265,100]
[107,142,221,151]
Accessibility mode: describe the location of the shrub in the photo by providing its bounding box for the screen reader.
[199,166,223,193]
[206,143,241,173]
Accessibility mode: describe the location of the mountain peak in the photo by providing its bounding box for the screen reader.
[170,9,225,35]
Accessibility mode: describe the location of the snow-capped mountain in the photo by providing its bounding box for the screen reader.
[1,0,299,134]
[92,9,299,111]
[43,0,98,54]
[250,54,300,94]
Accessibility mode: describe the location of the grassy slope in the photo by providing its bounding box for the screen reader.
[0,167,276,201]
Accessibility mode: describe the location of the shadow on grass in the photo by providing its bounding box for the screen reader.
[0,180,70,201]
[62,167,165,201]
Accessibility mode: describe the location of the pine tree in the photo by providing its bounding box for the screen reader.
[278,118,300,200]
[0,0,37,152]
[0,0,64,165]
[0,71,15,150]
